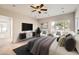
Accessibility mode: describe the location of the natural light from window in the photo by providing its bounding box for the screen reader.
[51,20,70,37]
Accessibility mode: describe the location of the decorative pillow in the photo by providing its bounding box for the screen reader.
[58,35,66,47]
[64,35,76,51]
[57,33,76,50]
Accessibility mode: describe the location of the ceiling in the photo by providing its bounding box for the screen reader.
[0,4,78,19]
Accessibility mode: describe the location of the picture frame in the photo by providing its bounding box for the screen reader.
[41,22,48,29]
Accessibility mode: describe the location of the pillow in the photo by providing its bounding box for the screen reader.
[75,35,79,53]
[58,35,66,47]
[57,33,67,42]
[64,35,76,51]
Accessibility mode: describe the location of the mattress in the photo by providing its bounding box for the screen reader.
[49,38,78,55]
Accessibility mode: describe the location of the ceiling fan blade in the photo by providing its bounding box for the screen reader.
[40,4,44,8]
[38,11,41,14]
[30,5,36,9]
[41,9,47,11]
[32,10,36,12]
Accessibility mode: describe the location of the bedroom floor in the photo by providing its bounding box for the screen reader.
[0,40,29,55]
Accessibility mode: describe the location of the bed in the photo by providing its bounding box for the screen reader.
[13,35,79,55]
[28,36,78,55]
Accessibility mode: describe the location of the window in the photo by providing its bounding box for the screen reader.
[40,22,48,36]
[0,22,7,33]
[51,20,70,36]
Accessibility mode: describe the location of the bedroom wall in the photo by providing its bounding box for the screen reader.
[0,8,39,43]
[75,6,79,33]
[38,12,75,34]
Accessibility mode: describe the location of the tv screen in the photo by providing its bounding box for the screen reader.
[22,23,33,31]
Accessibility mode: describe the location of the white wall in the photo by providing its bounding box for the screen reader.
[38,12,75,34]
[0,8,39,43]
[13,16,39,42]
[75,7,79,33]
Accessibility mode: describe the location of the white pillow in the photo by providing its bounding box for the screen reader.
[75,35,79,53]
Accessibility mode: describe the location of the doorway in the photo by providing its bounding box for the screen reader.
[0,15,13,46]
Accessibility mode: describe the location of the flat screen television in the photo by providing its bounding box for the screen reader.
[22,23,33,31]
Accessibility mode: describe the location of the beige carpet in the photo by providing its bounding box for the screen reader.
[0,41,29,55]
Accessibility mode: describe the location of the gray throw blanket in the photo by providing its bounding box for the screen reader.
[30,36,55,55]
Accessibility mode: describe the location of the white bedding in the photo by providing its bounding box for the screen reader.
[49,38,78,55]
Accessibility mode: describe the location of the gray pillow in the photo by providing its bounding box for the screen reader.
[64,35,76,51]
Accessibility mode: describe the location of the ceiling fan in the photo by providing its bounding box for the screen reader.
[30,4,47,14]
